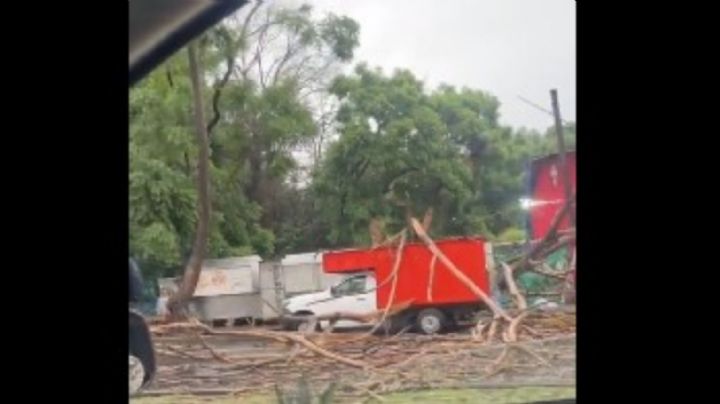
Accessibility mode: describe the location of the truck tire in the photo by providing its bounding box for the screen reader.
[416,308,446,335]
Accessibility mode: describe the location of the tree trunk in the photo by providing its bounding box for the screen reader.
[246,151,263,203]
[167,42,212,317]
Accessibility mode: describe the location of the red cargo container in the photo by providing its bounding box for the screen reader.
[323,237,490,333]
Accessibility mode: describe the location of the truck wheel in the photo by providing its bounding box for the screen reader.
[416,308,446,335]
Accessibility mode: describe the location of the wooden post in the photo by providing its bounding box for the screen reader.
[550,89,575,226]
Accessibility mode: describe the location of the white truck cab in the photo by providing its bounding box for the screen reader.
[282,272,376,330]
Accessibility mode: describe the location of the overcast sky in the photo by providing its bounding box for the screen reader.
[277,0,575,132]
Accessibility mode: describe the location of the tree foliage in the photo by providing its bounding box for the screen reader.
[129,2,576,281]
[130,3,360,278]
[310,66,571,247]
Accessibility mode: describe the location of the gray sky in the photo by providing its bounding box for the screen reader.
[279,0,575,131]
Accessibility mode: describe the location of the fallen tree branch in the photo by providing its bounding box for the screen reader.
[287,334,370,369]
[484,345,511,378]
[528,262,572,280]
[363,231,407,337]
[373,230,404,249]
[334,300,414,344]
[281,300,413,327]
[157,346,208,361]
[499,262,528,342]
[503,312,529,343]
[487,316,501,342]
[197,334,232,363]
[183,320,372,369]
[510,195,575,272]
[512,343,552,367]
[501,262,527,311]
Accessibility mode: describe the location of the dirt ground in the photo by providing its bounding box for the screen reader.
[137,311,575,403]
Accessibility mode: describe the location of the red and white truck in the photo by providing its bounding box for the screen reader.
[282,237,492,334]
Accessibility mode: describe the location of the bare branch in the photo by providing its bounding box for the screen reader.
[205,0,264,135]
[271,39,303,85]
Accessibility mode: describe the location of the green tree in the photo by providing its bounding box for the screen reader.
[129,1,579,273]
[313,66,481,246]
[129,3,361,277]
[204,2,360,253]
[311,66,576,247]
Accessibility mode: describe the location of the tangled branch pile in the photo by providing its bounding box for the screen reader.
[149,313,575,398]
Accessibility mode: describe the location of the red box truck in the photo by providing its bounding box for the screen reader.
[320,237,491,334]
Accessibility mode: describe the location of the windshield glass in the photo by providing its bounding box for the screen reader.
[333,275,366,296]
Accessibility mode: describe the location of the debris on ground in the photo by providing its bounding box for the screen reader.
[143,309,575,401]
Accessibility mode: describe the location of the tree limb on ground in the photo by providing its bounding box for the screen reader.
[500,262,528,342]
[527,262,572,279]
[158,320,372,370]
[280,301,412,327]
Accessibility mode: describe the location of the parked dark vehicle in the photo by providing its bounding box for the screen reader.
[129,258,156,394]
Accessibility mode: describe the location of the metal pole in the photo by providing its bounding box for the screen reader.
[550,89,575,226]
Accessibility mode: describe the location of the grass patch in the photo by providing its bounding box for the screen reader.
[133,386,575,403]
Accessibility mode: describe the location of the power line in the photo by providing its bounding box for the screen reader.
[517,95,570,125]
